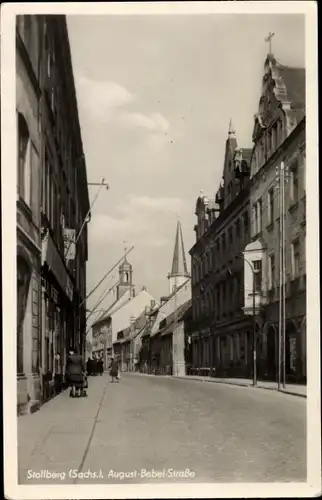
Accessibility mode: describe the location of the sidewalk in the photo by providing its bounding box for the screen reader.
[128,372,307,398]
[18,375,108,484]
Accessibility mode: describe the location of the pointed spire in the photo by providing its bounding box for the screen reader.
[170,220,189,277]
[228,118,236,137]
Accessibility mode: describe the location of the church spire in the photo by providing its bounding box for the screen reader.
[228,118,236,138]
[168,220,189,294]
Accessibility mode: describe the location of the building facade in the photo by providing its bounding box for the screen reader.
[244,53,306,383]
[189,126,253,378]
[16,15,90,411]
[16,15,42,414]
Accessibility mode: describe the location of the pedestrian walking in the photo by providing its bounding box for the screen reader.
[86,357,93,376]
[65,347,86,397]
[98,357,104,375]
[54,352,63,395]
[109,357,119,383]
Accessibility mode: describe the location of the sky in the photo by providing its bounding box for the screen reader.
[66,13,305,326]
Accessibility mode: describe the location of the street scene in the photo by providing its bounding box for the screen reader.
[12,7,313,491]
[19,373,306,484]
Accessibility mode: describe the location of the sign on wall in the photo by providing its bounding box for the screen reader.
[63,228,76,261]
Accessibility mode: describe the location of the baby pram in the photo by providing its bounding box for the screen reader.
[80,372,88,397]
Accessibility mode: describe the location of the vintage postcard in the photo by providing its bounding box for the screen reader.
[1,1,320,499]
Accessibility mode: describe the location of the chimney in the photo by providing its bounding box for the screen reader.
[150,299,156,309]
[160,296,168,306]
[141,286,147,291]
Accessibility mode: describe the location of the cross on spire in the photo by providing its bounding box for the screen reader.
[265,31,275,54]
[123,240,127,254]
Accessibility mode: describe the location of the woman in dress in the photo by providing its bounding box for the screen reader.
[65,347,86,397]
[109,357,119,383]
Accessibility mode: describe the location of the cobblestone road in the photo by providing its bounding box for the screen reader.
[19,372,306,484]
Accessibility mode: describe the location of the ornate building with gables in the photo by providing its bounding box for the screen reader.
[244,53,306,383]
[189,124,253,377]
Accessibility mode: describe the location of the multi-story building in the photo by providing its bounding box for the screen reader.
[189,125,253,377]
[16,15,90,410]
[16,15,43,414]
[244,52,306,383]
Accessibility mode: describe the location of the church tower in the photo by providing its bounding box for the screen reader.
[117,256,135,301]
[168,220,190,295]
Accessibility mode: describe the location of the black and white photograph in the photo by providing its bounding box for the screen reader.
[1,2,320,499]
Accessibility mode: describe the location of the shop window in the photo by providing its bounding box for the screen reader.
[17,257,31,374]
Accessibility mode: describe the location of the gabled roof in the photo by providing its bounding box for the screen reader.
[111,289,155,340]
[151,279,191,337]
[92,289,132,327]
[277,64,305,122]
[170,221,189,278]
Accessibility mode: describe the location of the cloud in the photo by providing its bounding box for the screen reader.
[75,76,135,120]
[89,195,187,250]
[119,111,170,133]
[128,195,188,213]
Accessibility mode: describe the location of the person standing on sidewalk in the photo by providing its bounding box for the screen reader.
[65,348,86,397]
[109,357,119,383]
[54,352,62,395]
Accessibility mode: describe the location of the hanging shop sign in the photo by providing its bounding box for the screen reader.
[63,228,76,261]
[42,233,74,302]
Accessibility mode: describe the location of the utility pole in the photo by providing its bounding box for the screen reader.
[281,161,287,388]
[277,160,287,390]
[278,163,282,391]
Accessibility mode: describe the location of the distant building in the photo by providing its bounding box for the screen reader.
[91,257,155,368]
[189,123,252,377]
[244,53,306,383]
[16,15,89,412]
[150,281,191,375]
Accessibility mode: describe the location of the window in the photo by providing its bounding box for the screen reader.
[253,260,262,293]
[222,282,226,313]
[268,188,274,225]
[253,199,262,235]
[252,203,258,236]
[268,254,275,290]
[272,122,278,151]
[290,160,299,204]
[243,211,249,235]
[17,113,32,206]
[222,233,226,252]
[236,218,241,238]
[228,227,233,245]
[257,199,262,233]
[291,240,300,280]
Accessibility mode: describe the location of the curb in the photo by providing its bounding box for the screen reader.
[125,372,307,399]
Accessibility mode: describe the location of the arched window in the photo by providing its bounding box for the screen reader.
[124,272,129,283]
[17,113,32,206]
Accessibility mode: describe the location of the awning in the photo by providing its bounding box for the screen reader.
[42,233,73,302]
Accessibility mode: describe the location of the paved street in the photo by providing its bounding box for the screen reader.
[19,373,306,485]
